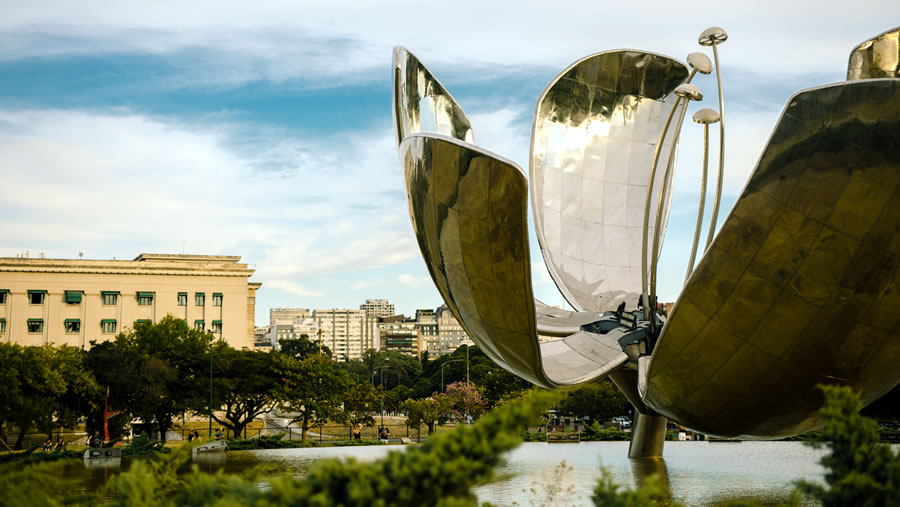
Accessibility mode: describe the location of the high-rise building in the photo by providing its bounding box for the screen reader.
[359,298,395,319]
[0,253,260,349]
[269,307,310,325]
[313,308,376,361]
[436,304,469,352]
[378,314,422,358]
[415,308,439,355]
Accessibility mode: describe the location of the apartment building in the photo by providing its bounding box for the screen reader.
[377,315,422,358]
[269,307,310,325]
[359,298,395,319]
[0,253,260,349]
[313,308,376,361]
[436,304,470,353]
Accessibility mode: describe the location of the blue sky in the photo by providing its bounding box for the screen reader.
[0,1,895,324]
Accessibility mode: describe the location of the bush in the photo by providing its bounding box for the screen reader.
[581,422,629,441]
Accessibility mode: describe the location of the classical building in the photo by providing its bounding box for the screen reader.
[377,315,422,357]
[0,253,260,349]
[313,308,376,361]
[359,298,395,319]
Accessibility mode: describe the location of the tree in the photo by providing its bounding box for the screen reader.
[0,345,68,449]
[115,316,213,441]
[275,353,348,441]
[401,396,450,438]
[343,381,379,434]
[797,385,900,506]
[84,339,144,439]
[557,379,627,424]
[440,382,485,422]
[279,335,331,360]
[208,347,281,439]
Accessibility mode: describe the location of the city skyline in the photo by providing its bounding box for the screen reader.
[0,2,894,325]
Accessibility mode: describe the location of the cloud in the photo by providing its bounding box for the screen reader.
[265,280,323,297]
[0,1,891,87]
[0,108,417,290]
[396,273,431,289]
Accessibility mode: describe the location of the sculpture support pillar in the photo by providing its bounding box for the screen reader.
[628,411,667,459]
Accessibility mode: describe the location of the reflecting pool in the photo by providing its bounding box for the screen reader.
[212,441,827,505]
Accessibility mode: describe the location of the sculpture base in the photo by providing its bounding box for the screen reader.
[628,412,667,459]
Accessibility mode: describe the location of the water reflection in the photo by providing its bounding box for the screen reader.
[630,457,669,491]
[55,442,825,506]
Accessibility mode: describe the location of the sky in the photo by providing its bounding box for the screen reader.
[0,1,896,325]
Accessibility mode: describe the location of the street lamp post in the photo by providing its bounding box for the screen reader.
[372,365,397,432]
[441,359,465,393]
[207,331,214,440]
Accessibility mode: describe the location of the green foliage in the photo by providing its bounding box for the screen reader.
[580,421,630,441]
[0,343,99,449]
[401,396,451,436]
[343,380,379,429]
[592,467,676,506]
[208,347,281,438]
[796,385,900,506]
[0,445,81,465]
[521,431,547,442]
[279,336,331,360]
[275,353,349,441]
[121,434,170,456]
[557,379,628,423]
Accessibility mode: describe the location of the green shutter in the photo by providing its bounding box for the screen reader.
[213,293,222,297]
[137,292,154,298]
[65,291,83,303]
[136,319,151,324]
[194,320,204,325]
[0,289,8,294]
[64,318,80,323]
[28,318,43,323]
[212,320,222,324]
[101,319,116,324]
[101,291,120,295]
[28,290,47,295]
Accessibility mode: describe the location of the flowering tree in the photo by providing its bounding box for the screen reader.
[440,382,486,422]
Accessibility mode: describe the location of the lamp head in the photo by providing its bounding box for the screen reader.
[687,52,713,74]
[699,26,728,46]
[675,83,703,101]
[692,108,720,124]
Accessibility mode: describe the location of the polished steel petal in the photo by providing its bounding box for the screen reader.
[644,78,900,438]
[401,133,627,388]
[530,50,689,314]
[847,27,900,80]
[392,46,474,147]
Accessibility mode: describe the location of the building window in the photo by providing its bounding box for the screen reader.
[64,319,81,333]
[28,290,46,305]
[27,319,43,333]
[177,293,187,306]
[213,293,223,307]
[65,290,83,305]
[101,320,117,334]
[212,320,222,333]
[194,320,205,331]
[195,293,205,306]
[0,319,5,333]
[102,291,119,305]
[0,290,7,304]
[137,292,154,306]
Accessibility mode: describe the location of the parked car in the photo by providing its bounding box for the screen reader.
[611,416,632,430]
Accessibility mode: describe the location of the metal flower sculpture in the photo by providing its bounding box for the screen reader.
[393,27,900,458]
